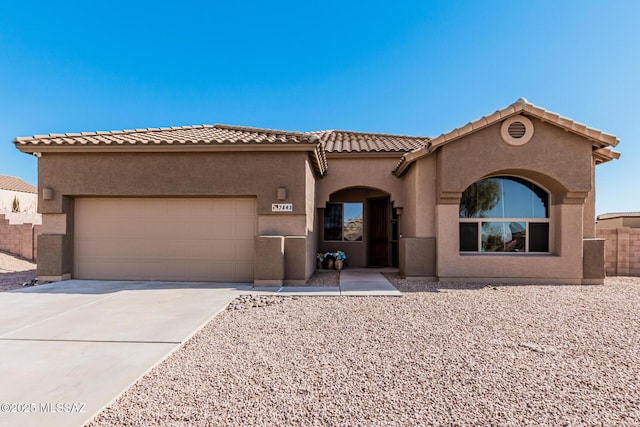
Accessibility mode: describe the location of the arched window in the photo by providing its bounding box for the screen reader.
[459,177,550,253]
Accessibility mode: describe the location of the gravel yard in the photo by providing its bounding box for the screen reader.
[90,275,640,426]
[0,251,36,292]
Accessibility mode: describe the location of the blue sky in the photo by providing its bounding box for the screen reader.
[1,1,637,215]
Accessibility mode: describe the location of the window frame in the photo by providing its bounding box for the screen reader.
[323,202,364,242]
[459,176,551,254]
[459,217,551,254]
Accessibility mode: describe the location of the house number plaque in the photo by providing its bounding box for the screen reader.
[272,203,293,212]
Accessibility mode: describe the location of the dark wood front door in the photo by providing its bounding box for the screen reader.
[367,197,389,267]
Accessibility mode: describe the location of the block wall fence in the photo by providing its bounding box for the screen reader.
[597,227,640,277]
[0,214,42,261]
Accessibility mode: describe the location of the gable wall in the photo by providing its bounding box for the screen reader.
[430,118,596,284]
[436,117,593,199]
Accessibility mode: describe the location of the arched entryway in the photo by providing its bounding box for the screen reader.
[318,187,398,268]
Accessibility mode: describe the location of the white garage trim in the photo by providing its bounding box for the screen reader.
[74,197,256,282]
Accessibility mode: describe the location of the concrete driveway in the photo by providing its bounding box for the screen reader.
[0,280,250,427]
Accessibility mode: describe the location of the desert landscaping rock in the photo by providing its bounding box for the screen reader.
[90,276,640,426]
[0,251,36,292]
[227,294,291,310]
[285,269,340,287]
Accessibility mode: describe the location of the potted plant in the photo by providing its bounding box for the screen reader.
[334,251,346,270]
[324,252,335,270]
[316,253,325,269]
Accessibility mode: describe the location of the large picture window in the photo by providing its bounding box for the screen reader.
[324,203,363,241]
[459,177,550,253]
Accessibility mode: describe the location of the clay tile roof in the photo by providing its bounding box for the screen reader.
[312,130,428,153]
[0,175,37,193]
[14,124,319,146]
[393,98,621,176]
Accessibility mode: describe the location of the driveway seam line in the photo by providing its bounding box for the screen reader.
[0,292,121,338]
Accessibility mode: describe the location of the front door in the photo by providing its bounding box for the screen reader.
[367,197,389,267]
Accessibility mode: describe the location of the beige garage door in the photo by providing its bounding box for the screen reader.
[74,198,256,282]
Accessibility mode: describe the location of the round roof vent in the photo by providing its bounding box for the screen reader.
[501,115,534,146]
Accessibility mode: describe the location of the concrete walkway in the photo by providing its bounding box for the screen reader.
[253,268,402,297]
[0,280,250,427]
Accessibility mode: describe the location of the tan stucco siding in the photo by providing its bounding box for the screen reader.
[316,157,405,207]
[435,118,594,202]
[38,151,311,215]
[436,204,584,283]
[36,151,315,280]
[429,118,594,283]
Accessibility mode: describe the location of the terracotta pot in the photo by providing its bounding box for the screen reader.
[317,260,323,270]
[326,259,334,270]
[334,260,344,270]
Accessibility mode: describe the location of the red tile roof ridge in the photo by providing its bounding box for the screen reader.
[311,129,430,139]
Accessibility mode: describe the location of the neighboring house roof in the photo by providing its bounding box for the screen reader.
[394,98,621,176]
[0,175,37,194]
[597,212,640,220]
[312,130,428,153]
[14,124,328,176]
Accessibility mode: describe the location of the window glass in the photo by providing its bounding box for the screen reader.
[481,222,526,252]
[459,223,479,252]
[324,203,343,241]
[343,203,363,241]
[324,203,363,241]
[459,176,550,253]
[529,222,550,252]
[460,177,548,219]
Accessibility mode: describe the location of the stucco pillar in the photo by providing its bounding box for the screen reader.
[582,238,605,284]
[284,236,308,285]
[37,197,74,282]
[435,203,460,279]
[399,237,436,279]
[254,235,285,286]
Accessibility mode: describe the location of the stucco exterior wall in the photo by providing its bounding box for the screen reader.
[598,217,640,229]
[316,156,404,207]
[315,157,403,268]
[318,187,387,267]
[401,155,436,238]
[435,118,593,203]
[36,151,317,281]
[597,217,624,229]
[429,118,594,284]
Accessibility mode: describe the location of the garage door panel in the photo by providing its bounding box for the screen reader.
[186,199,215,216]
[212,263,236,282]
[188,219,216,239]
[236,263,254,282]
[236,217,257,238]
[75,198,256,282]
[235,239,254,260]
[212,240,236,261]
[212,217,239,239]
[213,199,237,216]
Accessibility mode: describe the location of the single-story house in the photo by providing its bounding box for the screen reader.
[597,212,640,229]
[14,98,620,285]
[0,175,38,217]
